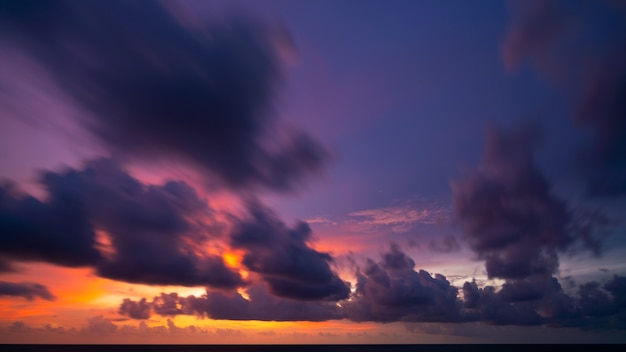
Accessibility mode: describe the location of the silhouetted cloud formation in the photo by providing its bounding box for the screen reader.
[451,126,587,280]
[152,293,186,317]
[0,159,243,288]
[344,244,460,323]
[0,156,359,299]
[231,202,350,301]
[491,274,626,328]
[0,178,103,267]
[119,284,343,322]
[117,245,626,329]
[503,0,626,197]
[450,123,620,327]
[0,0,329,191]
[188,284,344,321]
[441,0,626,329]
[0,281,55,301]
[119,298,151,320]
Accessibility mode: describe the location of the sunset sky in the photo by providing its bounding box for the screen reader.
[1,0,626,344]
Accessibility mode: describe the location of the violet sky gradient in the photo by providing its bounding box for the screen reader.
[0,0,625,344]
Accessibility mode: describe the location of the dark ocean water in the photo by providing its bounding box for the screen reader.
[1,345,622,352]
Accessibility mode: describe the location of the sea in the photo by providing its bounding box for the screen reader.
[1,345,623,352]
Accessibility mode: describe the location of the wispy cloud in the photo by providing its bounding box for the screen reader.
[348,201,449,233]
[305,217,336,225]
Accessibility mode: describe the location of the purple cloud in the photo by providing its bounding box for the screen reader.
[451,125,584,280]
[231,202,350,301]
[119,284,343,322]
[0,281,55,301]
[0,159,243,289]
[344,244,461,323]
[0,0,329,192]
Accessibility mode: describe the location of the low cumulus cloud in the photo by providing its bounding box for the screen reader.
[117,245,626,329]
[0,281,55,301]
[344,244,461,323]
[0,0,329,192]
[231,202,350,301]
[119,298,151,320]
[5,316,226,340]
[119,284,342,322]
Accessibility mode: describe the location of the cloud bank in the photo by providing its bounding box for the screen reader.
[117,245,626,329]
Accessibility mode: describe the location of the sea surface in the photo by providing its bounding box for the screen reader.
[1,345,623,352]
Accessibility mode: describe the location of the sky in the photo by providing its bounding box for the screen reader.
[0,0,626,344]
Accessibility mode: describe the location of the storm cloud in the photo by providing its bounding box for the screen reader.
[344,244,461,323]
[0,0,329,192]
[451,126,583,280]
[230,202,350,301]
[0,159,243,288]
[119,298,151,320]
[0,178,103,268]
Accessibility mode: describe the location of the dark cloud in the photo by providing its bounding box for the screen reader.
[119,298,150,320]
[152,293,186,317]
[1,157,355,295]
[578,281,616,317]
[503,0,626,198]
[0,281,55,301]
[461,282,544,326]
[451,126,585,280]
[576,48,626,198]
[82,159,242,288]
[498,276,561,303]
[460,275,626,328]
[119,284,343,322]
[344,244,461,323]
[605,275,626,312]
[0,181,102,267]
[187,284,344,321]
[449,123,623,329]
[230,202,350,301]
[604,274,626,326]
[114,244,626,328]
[0,0,329,192]
[449,1,626,330]
[0,158,243,289]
